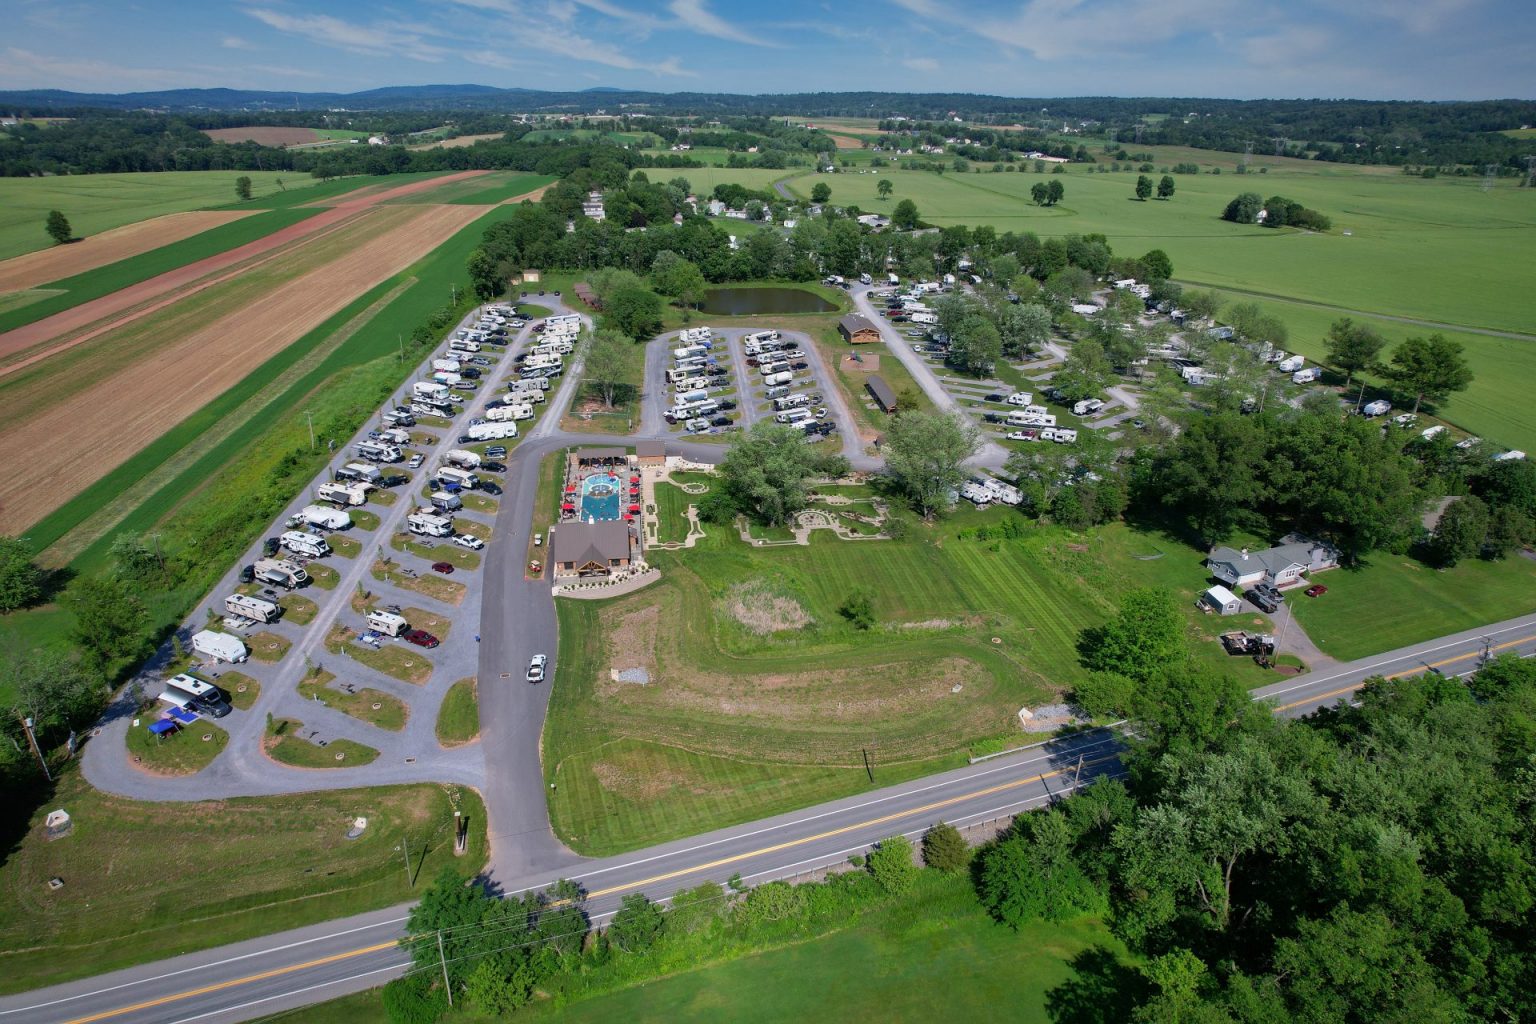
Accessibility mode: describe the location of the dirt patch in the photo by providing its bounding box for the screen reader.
[0,203,490,533]
[721,578,812,635]
[503,183,552,205]
[410,133,505,150]
[203,127,322,147]
[0,211,260,294]
[825,133,866,150]
[601,604,661,698]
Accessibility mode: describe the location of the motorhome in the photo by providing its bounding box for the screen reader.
[759,361,791,377]
[466,422,517,441]
[337,463,382,487]
[1277,355,1305,373]
[448,338,481,353]
[280,531,330,558]
[430,491,463,514]
[163,673,233,717]
[444,449,481,469]
[1292,367,1322,384]
[253,558,308,589]
[191,630,249,664]
[353,441,402,463]
[382,409,415,428]
[290,505,351,531]
[764,371,794,387]
[407,512,455,537]
[413,381,450,403]
[366,610,409,637]
[667,365,704,384]
[317,481,370,506]
[375,427,411,445]
[436,466,479,492]
[1007,410,1056,428]
[775,407,812,425]
[410,402,449,418]
[224,593,281,624]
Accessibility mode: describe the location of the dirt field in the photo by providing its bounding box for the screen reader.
[825,134,866,150]
[203,127,321,147]
[0,211,258,294]
[0,171,491,371]
[504,183,553,204]
[0,202,491,532]
[409,133,504,150]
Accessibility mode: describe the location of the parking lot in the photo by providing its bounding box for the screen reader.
[109,299,567,788]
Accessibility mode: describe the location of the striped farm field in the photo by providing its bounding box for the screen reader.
[0,200,491,533]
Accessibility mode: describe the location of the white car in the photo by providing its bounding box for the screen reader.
[452,534,484,550]
[533,532,543,546]
[407,454,425,469]
[526,654,547,683]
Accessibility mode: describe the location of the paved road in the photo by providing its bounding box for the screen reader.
[13,611,1536,1024]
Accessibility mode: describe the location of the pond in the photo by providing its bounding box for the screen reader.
[701,286,838,316]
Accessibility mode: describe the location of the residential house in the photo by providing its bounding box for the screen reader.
[1207,536,1341,589]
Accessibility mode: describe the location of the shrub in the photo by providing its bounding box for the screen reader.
[381,973,448,1024]
[922,821,971,872]
[867,835,919,894]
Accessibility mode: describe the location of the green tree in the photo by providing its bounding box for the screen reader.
[63,576,148,674]
[1387,333,1474,414]
[0,536,45,613]
[1077,587,1185,682]
[891,198,920,230]
[867,835,918,894]
[838,588,875,630]
[922,821,970,872]
[45,209,72,245]
[582,329,635,408]
[607,892,664,952]
[3,648,100,744]
[466,247,501,301]
[1181,289,1221,323]
[871,178,892,201]
[1031,182,1049,206]
[979,812,1103,929]
[1427,494,1489,567]
[1156,174,1176,199]
[719,422,848,526]
[949,314,1003,375]
[1322,317,1385,389]
[109,533,164,586]
[1135,175,1154,201]
[235,175,253,201]
[1153,413,1269,544]
[1140,248,1173,281]
[881,411,982,519]
[810,181,832,204]
[601,285,664,340]
[650,252,706,307]
[997,302,1052,359]
[1222,192,1264,223]
[1051,337,1113,404]
[1046,179,1065,205]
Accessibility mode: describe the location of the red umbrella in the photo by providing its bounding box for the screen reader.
[561,502,575,511]
[629,475,639,483]
[565,484,576,492]
[628,504,641,513]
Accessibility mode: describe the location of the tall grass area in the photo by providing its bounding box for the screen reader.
[0,202,525,671]
[0,170,345,259]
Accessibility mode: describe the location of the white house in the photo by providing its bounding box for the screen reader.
[1201,585,1243,616]
[1207,536,1340,589]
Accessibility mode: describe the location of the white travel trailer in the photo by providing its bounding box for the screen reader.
[290,505,352,530]
[191,630,248,664]
[407,512,455,537]
[366,610,409,637]
[224,593,281,624]
[279,531,330,558]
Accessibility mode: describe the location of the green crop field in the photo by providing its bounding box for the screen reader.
[443,172,556,205]
[0,171,342,259]
[0,769,485,993]
[650,166,794,196]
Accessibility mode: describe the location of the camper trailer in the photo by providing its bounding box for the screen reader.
[224,593,281,624]
[253,558,308,589]
[407,512,454,537]
[354,440,402,463]
[290,505,352,531]
[366,610,409,637]
[191,630,248,664]
[317,481,370,506]
[279,531,330,559]
[1292,367,1322,385]
[444,449,481,469]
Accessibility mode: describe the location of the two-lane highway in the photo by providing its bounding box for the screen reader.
[10,615,1535,1024]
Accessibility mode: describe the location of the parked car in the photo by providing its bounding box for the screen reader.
[484,446,507,458]
[984,393,1008,403]
[239,564,256,584]
[533,532,543,546]
[711,415,733,427]
[480,481,503,496]
[717,400,737,411]
[452,534,484,550]
[404,629,440,649]
[380,475,408,489]
[791,361,809,371]
[432,562,456,574]
[263,537,281,557]
[458,434,475,444]
[526,653,547,683]
[407,454,425,469]
[481,461,506,473]
[1305,584,1328,598]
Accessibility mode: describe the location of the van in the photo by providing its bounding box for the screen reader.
[859,273,872,285]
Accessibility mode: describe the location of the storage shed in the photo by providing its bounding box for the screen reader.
[866,375,899,414]
[1201,585,1243,616]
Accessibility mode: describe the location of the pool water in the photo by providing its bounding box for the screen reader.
[580,473,622,521]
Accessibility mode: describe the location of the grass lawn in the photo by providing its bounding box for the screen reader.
[653,481,696,544]
[351,509,381,531]
[223,672,260,709]
[265,718,380,767]
[1287,551,1536,660]
[0,767,485,994]
[327,624,434,684]
[436,678,480,747]
[124,717,228,775]
[441,172,556,205]
[247,630,291,663]
[403,605,453,640]
[459,492,500,515]
[297,669,409,731]
[372,559,466,605]
[280,594,319,625]
[390,535,481,570]
[0,171,339,260]
[310,564,341,590]
[329,536,362,559]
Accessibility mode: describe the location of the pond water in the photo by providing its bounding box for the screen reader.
[701,286,837,316]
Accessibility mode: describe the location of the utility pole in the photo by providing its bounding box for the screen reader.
[18,714,51,781]
[437,931,453,1006]
[306,410,316,451]
[1525,155,1536,189]
[399,837,412,887]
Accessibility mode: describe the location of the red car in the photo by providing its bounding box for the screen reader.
[404,629,439,649]
[432,561,455,574]
[1305,584,1328,598]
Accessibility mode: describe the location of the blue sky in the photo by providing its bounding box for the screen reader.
[3,0,1533,100]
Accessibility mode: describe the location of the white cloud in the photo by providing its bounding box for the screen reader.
[667,0,771,45]
[903,56,940,71]
[221,35,257,50]
[245,9,454,62]
[573,0,664,29]
[0,47,203,89]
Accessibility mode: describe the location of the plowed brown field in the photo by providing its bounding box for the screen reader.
[0,211,259,294]
[203,127,322,146]
[0,171,490,370]
[0,202,491,532]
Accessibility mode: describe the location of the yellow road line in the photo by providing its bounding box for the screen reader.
[59,942,399,1024]
[1271,633,1533,713]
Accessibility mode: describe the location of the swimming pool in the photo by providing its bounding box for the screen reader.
[579,473,622,522]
